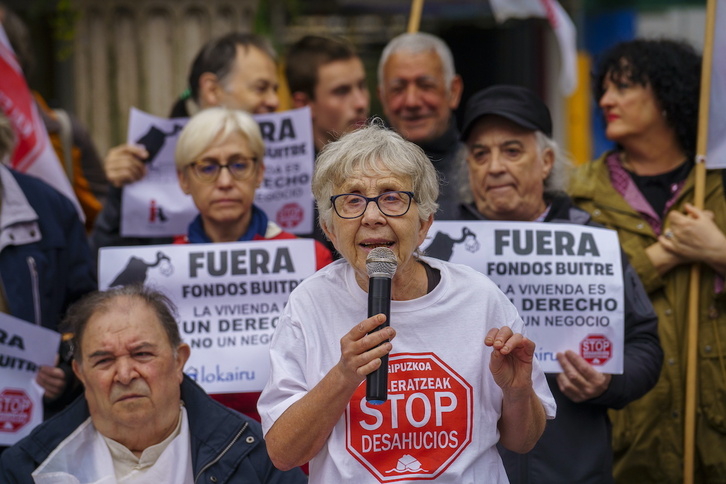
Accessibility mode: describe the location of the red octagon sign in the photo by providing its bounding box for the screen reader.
[0,388,33,433]
[276,203,304,229]
[580,334,612,366]
[346,353,473,482]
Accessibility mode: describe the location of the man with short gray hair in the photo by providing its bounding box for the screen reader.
[378,32,464,219]
[0,285,306,484]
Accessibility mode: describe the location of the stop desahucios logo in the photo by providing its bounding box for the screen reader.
[346,353,473,481]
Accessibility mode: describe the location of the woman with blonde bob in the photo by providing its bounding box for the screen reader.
[174,107,332,419]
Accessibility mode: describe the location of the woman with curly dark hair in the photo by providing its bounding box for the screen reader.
[570,39,726,483]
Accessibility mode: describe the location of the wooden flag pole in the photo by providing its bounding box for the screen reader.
[684,0,717,481]
[407,0,424,33]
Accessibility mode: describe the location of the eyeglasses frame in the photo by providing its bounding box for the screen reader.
[187,156,258,183]
[329,190,416,219]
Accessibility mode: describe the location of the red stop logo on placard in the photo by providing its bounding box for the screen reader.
[276,203,304,229]
[346,353,473,482]
[0,388,33,433]
[580,334,612,365]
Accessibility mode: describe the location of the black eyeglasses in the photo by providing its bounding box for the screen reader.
[330,191,415,219]
[188,156,257,182]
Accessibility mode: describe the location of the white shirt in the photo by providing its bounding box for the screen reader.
[259,257,556,483]
[32,406,193,484]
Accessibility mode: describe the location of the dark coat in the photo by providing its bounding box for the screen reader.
[0,168,96,330]
[0,376,307,484]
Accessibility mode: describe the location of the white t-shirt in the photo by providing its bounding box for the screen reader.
[259,257,556,484]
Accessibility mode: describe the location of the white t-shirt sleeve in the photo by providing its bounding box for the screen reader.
[258,308,309,436]
[479,278,557,422]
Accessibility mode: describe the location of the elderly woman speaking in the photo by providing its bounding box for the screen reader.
[258,121,555,482]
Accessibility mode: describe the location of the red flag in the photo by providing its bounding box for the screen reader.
[0,25,83,219]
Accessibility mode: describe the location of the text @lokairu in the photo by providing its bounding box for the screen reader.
[98,239,318,393]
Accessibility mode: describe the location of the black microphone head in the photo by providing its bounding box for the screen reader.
[366,247,397,279]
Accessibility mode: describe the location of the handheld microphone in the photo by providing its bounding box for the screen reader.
[365,247,397,405]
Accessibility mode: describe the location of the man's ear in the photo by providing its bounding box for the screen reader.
[198,72,222,108]
[291,91,311,109]
[448,74,463,110]
[72,359,86,387]
[176,344,191,383]
[542,147,555,181]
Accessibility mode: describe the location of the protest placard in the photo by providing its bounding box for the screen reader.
[420,220,624,373]
[0,313,60,446]
[121,107,314,237]
[98,238,317,393]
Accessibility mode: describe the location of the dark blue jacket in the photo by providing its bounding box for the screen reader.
[0,168,96,330]
[0,376,307,484]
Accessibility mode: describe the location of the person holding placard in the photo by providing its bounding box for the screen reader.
[570,39,726,483]
[173,106,332,421]
[455,85,662,483]
[91,33,280,252]
[257,120,555,482]
[0,111,96,426]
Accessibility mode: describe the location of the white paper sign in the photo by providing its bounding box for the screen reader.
[98,239,317,393]
[420,221,624,374]
[121,109,191,236]
[121,107,315,237]
[0,313,60,446]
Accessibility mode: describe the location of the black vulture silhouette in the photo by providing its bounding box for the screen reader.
[135,124,183,164]
[109,251,171,287]
[425,226,478,261]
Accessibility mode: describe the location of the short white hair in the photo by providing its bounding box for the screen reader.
[377,33,456,92]
[313,120,439,229]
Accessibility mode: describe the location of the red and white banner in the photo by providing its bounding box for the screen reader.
[706,0,726,168]
[488,0,577,96]
[0,25,82,218]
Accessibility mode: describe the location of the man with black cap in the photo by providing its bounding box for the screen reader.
[453,85,663,483]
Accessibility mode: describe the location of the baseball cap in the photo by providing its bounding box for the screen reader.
[460,85,552,141]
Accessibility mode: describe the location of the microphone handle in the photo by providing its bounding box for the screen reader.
[366,276,392,405]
